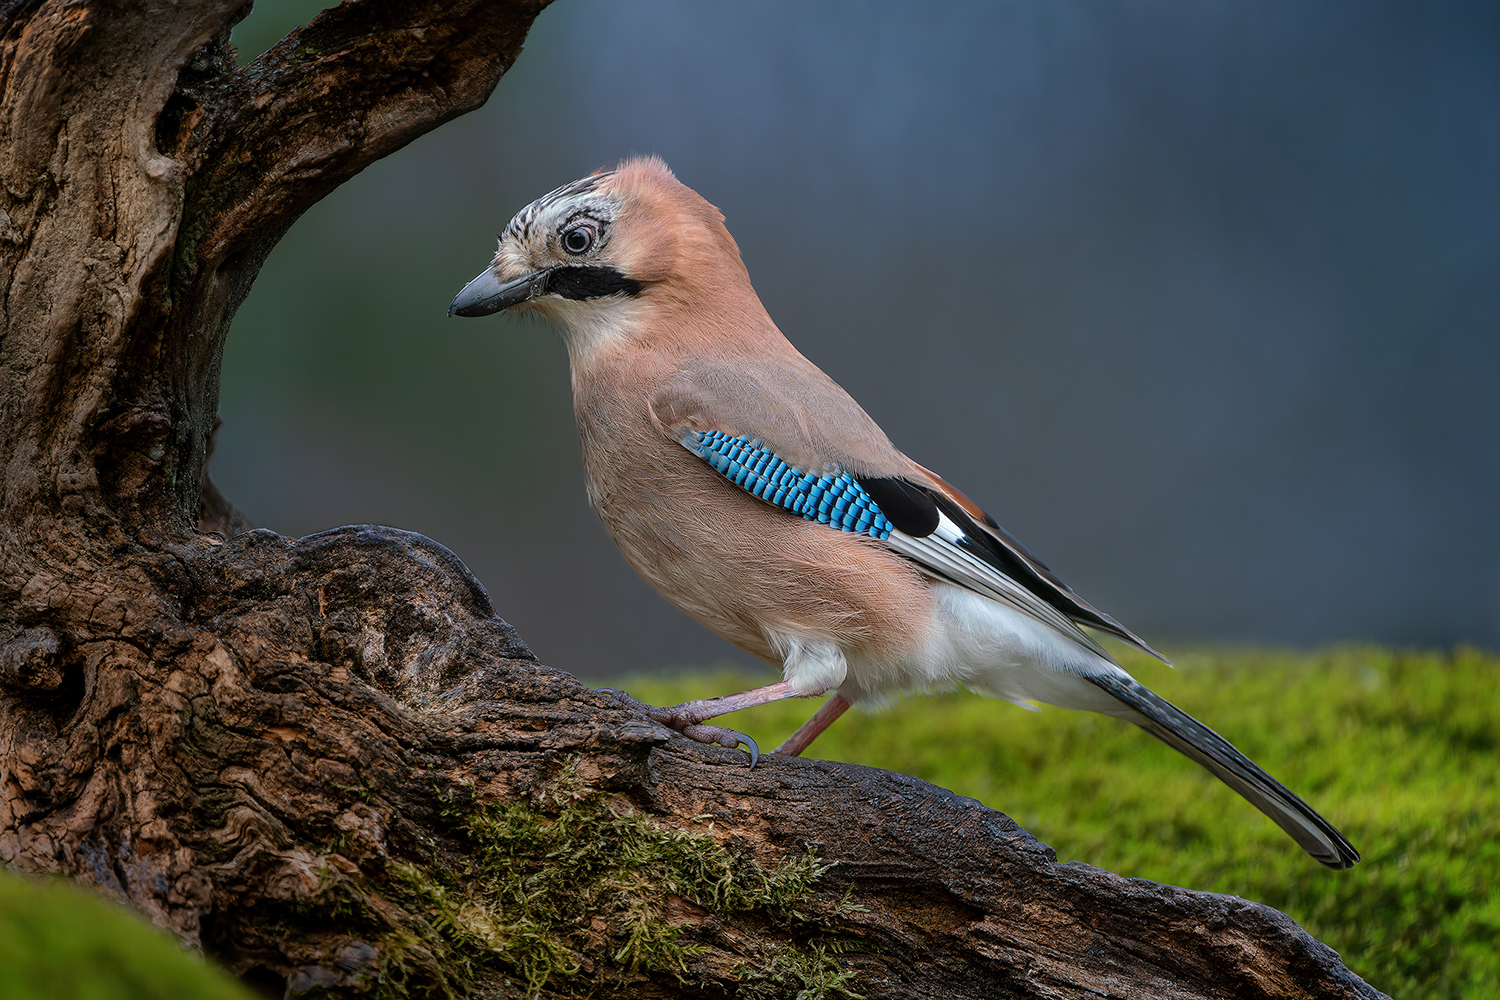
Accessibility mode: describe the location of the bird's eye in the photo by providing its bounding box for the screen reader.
[562,227,593,255]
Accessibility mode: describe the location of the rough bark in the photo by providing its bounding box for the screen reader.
[0,1,1388,997]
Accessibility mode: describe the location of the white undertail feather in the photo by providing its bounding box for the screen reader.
[841,582,1132,710]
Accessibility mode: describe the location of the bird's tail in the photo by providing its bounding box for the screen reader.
[1087,673,1360,869]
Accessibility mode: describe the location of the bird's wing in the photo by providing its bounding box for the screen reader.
[649,358,1166,664]
[649,354,912,476]
[904,463,1169,663]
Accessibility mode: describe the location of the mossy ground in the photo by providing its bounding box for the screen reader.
[604,644,1499,1000]
[0,871,256,1000]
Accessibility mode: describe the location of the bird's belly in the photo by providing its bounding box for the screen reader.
[588,458,935,669]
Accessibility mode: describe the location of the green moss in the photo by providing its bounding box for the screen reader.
[0,870,255,1000]
[609,644,1499,1000]
[734,938,863,1000]
[387,759,856,997]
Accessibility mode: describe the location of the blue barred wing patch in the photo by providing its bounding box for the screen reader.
[684,430,893,539]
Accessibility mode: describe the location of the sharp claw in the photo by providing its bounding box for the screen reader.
[739,732,760,769]
[679,724,760,767]
[714,728,760,768]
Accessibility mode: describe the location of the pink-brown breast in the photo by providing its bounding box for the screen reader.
[571,351,934,666]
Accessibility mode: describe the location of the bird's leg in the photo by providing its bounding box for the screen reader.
[600,680,808,768]
[772,694,852,757]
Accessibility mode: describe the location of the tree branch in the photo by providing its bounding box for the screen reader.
[177,0,549,272]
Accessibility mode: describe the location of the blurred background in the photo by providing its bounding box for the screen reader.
[220,0,1500,678]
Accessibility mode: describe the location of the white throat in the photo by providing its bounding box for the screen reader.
[533,295,643,369]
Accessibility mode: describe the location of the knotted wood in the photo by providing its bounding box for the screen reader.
[0,1,1387,996]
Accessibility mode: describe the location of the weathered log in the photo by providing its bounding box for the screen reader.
[2,523,1388,997]
[0,1,1388,996]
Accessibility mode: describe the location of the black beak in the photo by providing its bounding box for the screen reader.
[448,266,555,317]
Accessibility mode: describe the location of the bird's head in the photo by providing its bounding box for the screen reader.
[449,156,765,360]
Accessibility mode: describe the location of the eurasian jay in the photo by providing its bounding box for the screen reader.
[449,156,1360,869]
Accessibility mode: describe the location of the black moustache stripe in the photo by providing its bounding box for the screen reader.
[548,266,643,301]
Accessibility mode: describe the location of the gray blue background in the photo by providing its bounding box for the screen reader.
[219,1,1500,677]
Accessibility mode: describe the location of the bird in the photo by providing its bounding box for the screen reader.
[448,155,1360,869]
